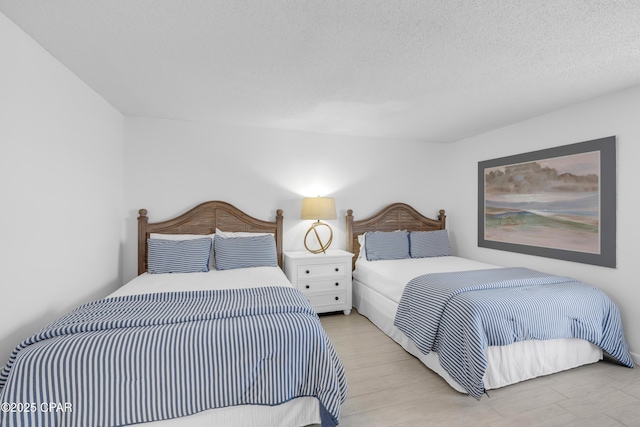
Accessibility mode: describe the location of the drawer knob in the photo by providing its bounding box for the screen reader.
[335,296,339,301]
[305,285,310,289]
[305,270,310,274]
[335,267,339,272]
[335,282,339,286]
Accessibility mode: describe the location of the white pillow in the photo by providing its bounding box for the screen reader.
[150,233,214,240]
[357,234,366,260]
[215,228,273,238]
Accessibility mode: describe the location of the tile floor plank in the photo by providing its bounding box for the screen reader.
[320,309,639,426]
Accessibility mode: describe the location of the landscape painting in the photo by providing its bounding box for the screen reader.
[478,136,616,268]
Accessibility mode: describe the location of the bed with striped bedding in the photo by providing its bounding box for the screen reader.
[394,267,634,398]
[0,286,347,427]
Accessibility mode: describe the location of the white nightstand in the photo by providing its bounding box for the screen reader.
[283,249,354,315]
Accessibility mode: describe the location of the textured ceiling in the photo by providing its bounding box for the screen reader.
[2,1,640,142]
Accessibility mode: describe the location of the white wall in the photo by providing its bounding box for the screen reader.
[0,13,124,364]
[443,84,640,360]
[122,117,448,282]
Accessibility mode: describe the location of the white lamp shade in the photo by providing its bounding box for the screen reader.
[301,197,337,220]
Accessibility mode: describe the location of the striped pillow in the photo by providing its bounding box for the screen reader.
[150,233,215,268]
[214,234,278,270]
[147,238,212,274]
[364,231,410,261]
[409,230,451,258]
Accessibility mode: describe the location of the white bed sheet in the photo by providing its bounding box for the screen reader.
[353,256,602,393]
[110,266,294,297]
[109,267,320,427]
[353,256,499,303]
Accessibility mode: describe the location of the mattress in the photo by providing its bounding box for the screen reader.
[353,256,499,303]
[108,267,320,427]
[353,256,603,392]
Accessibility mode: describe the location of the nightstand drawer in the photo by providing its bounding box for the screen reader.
[299,279,346,293]
[297,263,348,278]
[307,291,347,308]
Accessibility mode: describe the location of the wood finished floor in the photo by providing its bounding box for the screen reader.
[319,309,640,427]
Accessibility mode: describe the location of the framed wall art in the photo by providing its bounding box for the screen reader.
[478,136,616,267]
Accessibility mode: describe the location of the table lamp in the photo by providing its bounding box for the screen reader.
[300,196,337,254]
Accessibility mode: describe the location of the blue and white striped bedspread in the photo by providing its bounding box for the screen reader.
[0,287,347,427]
[394,267,634,398]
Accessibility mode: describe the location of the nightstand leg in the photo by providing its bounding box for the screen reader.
[343,309,351,315]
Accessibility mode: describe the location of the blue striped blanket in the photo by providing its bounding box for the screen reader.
[394,267,634,398]
[0,287,347,427]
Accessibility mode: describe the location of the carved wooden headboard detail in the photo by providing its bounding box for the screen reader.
[138,201,283,275]
[345,203,446,271]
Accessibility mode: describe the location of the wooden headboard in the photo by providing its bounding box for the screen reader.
[138,201,284,275]
[346,203,446,270]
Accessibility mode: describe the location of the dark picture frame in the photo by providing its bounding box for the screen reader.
[478,136,616,268]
